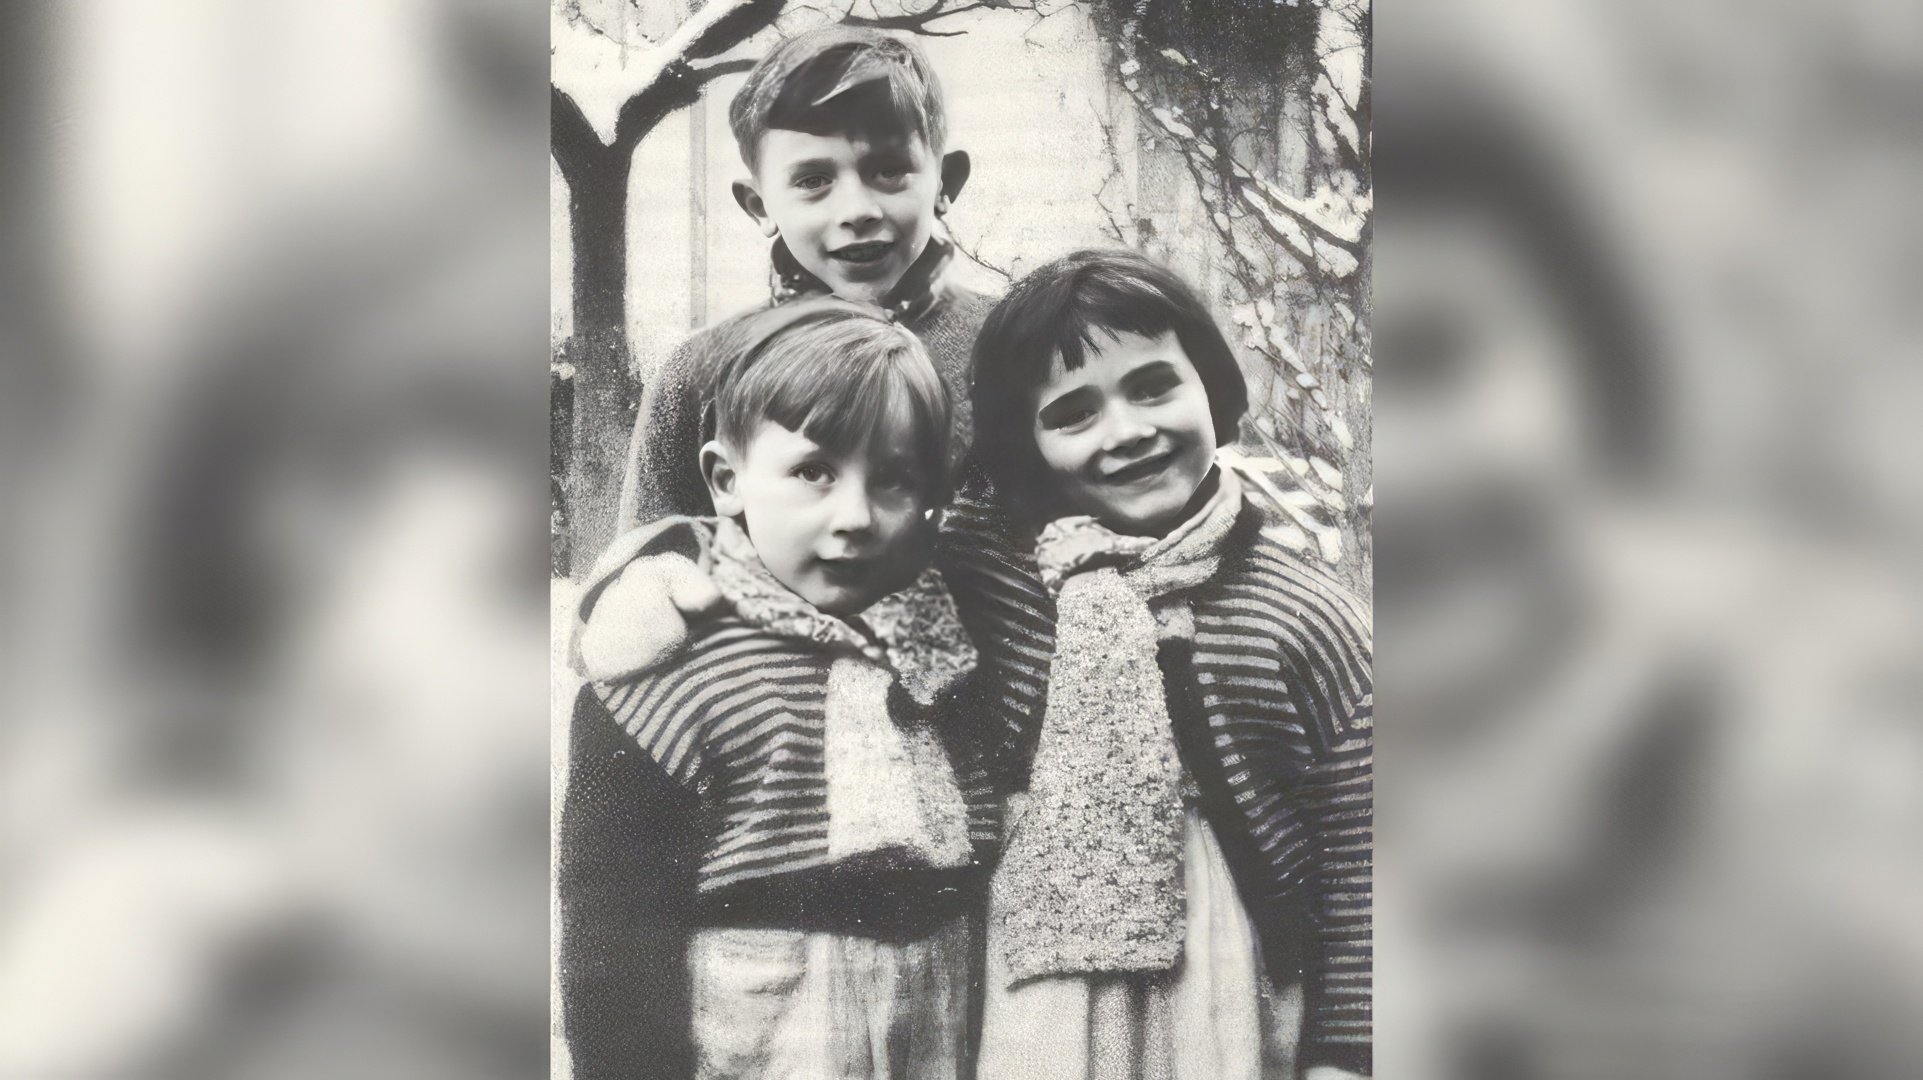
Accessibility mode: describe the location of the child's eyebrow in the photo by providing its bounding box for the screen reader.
[782,156,836,177]
[857,141,915,160]
[1121,360,1180,386]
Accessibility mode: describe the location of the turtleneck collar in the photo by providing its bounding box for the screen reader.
[770,233,960,325]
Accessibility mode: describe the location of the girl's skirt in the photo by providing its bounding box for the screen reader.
[687,913,973,1080]
[977,806,1303,1080]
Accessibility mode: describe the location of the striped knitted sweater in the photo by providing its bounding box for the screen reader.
[558,520,1003,1080]
[939,485,1375,1076]
[590,610,1002,899]
[584,518,1000,898]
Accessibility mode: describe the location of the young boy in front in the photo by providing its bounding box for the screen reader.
[558,301,1001,1080]
[620,25,993,528]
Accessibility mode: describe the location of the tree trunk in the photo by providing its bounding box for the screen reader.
[569,144,632,337]
[555,114,640,573]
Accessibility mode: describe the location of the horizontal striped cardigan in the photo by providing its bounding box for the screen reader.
[588,609,1002,896]
[939,482,1375,1077]
[558,522,1005,1080]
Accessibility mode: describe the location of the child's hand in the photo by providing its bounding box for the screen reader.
[575,552,724,682]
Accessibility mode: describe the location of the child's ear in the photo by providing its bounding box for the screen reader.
[935,150,971,217]
[700,440,746,518]
[732,181,779,239]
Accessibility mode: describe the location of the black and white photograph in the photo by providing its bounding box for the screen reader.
[550,1,1374,1077]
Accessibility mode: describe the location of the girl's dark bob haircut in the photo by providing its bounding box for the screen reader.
[970,248,1248,507]
[710,298,953,504]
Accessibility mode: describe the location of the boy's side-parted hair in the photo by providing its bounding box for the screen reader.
[711,299,953,503]
[728,26,947,169]
[970,248,1249,505]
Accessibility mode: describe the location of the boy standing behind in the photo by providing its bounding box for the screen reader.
[621,25,993,528]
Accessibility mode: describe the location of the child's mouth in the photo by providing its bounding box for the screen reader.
[817,556,875,584]
[1101,451,1175,486]
[829,241,895,266]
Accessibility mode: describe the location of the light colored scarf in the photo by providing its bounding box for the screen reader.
[994,466,1246,986]
[708,517,976,706]
[710,518,977,868]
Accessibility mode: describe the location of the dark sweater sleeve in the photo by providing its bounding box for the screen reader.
[933,464,1055,795]
[618,337,714,531]
[557,685,700,1080]
[1292,611,1374,1076]
[1163,551,1374,1077]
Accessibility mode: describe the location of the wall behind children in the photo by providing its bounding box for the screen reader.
[552,0,1372,591]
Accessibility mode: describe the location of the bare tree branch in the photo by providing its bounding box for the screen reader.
[1092,118,1134,245]
[946,222,1013,281]
[679,0,788,60]
[550,84,598,179]
[1132,54,1363,270]
[842,0,1001,36]
[690,56,757,81]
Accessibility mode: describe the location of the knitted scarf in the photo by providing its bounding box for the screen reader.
[993,466,1246,986]
[708,517,977,706]
[710,518,978,868]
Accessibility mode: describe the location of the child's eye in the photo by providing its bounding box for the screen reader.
[795,174,831,192]
[1042,407,1097,432]
[793,462,835,485]
[1131,375,1181,402]
[875,466,919,493]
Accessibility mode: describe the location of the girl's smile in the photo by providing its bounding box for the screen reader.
[1030,329,1218,536]
[1097,447,1178,485]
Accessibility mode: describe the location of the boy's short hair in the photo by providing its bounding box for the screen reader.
[970,248,1249,504]
[712,299,953,502]
[729,26,947,169]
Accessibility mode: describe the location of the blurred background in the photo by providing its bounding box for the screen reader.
[3,2,553,1077]
[1374,2,1923,1077]
[3,0,1921,1078]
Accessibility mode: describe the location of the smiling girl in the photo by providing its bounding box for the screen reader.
[966,250,1375,1080]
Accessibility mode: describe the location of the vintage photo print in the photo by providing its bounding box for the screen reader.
[550,1,1372,1077]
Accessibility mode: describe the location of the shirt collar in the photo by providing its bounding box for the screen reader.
[770,234,960,325]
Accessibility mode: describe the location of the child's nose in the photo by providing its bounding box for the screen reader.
[835,184,884,230]
[1101,408,1157,453]
[828,487,875,534]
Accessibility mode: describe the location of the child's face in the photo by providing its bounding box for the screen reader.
[708,422,934,616]
[1030,329,1219,536]
[746,127,944,305]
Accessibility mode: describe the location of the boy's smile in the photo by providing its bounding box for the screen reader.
[741,127,944,305]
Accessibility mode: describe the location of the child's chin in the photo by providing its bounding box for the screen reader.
[798,580,874,617]
[805,254,909,301]
[822,270,898,305]
[1103,499,1193,538]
